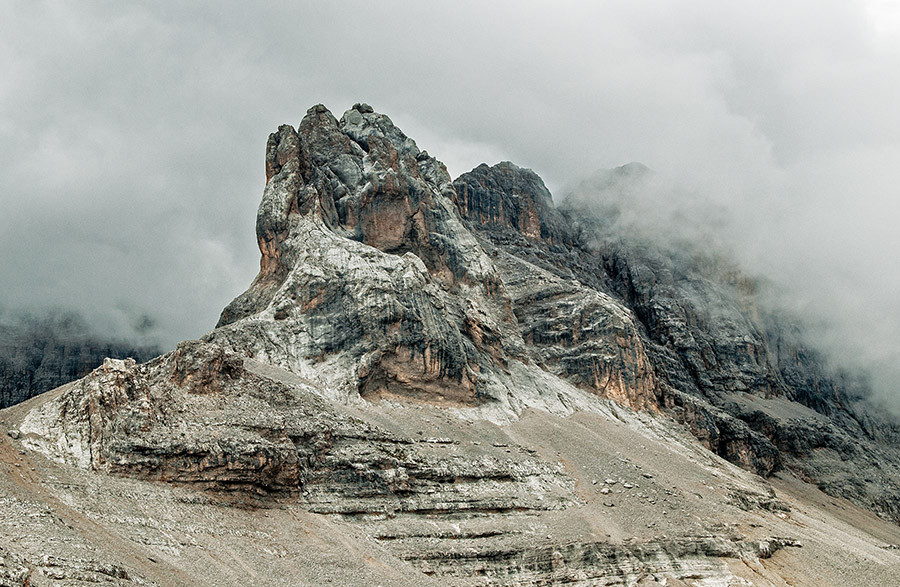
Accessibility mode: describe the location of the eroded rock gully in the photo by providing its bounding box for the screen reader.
[2,103,900,586]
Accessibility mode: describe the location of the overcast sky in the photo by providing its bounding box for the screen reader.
[2,1,900,401]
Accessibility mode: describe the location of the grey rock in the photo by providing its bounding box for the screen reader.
[213,104,655,413]
[453,158,900,524]
[21,341,574,514]
[0,312,158,409]
[0,545,30,586]
[454,161,570,244]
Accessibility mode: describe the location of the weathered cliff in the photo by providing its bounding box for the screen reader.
[212,103,657,413]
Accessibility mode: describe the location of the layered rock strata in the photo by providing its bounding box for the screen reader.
[20,343,574,515]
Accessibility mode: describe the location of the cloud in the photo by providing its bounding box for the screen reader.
[1,0,898,406]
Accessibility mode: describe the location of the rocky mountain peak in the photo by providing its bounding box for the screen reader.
[453,160,571,244]
[253,105,573,291]
[214,104,657,412]
[215,104,518,405]
[223,104,494,320]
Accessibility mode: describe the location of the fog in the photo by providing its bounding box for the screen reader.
[1,2,899,404]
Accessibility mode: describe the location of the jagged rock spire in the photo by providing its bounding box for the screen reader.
[214,104,657,411]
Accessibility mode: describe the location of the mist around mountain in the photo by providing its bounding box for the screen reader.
[0,308,160,408]
[558,162,900,418]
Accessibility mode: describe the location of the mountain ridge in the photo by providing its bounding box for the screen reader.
[0,311,159,409]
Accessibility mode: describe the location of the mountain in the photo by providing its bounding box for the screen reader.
[0,312,159,409]
[1,103,899,586]
[455,160,900,522]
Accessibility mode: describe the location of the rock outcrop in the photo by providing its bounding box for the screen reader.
[453,161,570,244]
[212,103,657,412]
[21,342,574,515]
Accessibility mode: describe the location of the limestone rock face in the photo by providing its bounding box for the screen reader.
[570,209,900,520]
[451,160,900,520]
[20,341,574,513]
[213,104,655,411]
[215,104,522,405]
[454,162,570,244]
